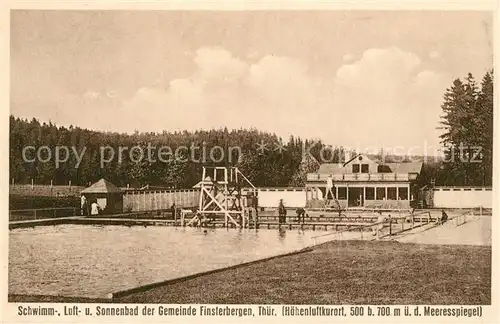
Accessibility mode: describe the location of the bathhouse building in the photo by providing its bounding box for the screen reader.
[305,154,423,209]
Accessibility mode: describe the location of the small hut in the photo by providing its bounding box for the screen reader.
[81,178,123,214]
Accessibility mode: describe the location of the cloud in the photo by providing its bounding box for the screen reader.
[330,47,448,150]
[429,51,441,59]
[106,90,119,98]
[100,45,448,153]
[193,47,248,81]
[83,91,100,101]
[335,46,421,91]
[342,54,354,62]
[118,47,327,136]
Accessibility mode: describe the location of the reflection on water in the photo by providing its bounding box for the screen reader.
[9,225,329,298]
[278,227,287,240]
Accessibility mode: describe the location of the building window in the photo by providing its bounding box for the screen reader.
[398,187,408,200]
[387,187,397,200]
[361,164,369,173]
[376,187,385,200]
[352,164,360,173]
[337,187,347,199]
[365,187,375,200]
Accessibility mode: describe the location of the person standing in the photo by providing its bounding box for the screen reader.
[439,209,448,225]
[90,200,100,216]
[296,207,306,224]
[170,203,176,220]
[80,195,88,216]
[372,211,386,238]
[278,199,287,224]
[253,194,259,218]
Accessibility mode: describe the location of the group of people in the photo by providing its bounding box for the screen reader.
[80,195,101,216]
[278,199,307,224]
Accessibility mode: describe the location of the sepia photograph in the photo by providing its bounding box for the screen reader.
[6,7,495,317]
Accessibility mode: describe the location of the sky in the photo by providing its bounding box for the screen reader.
[10,10,493,155]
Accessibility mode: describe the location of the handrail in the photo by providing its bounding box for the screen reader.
[311,212,413,240]
[310,209,436,243]
[10,207,77,213]
[311,220,387,240]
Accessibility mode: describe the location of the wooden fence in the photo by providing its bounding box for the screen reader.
[10,184,84,197]
[123,189,199,212]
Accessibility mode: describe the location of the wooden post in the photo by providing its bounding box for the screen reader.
[50,180,53,188]
[480,205,483,217]
[389,215,392,236]
[31,178,34,189]
[34,209,37,220]
[407,183,410,208]
[346,185,349,207]
[225,190,229,228]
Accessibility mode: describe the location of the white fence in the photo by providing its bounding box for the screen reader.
[432,187,492,209]
[242,187,307,208]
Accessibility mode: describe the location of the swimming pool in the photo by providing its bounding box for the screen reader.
[9,225,327,299]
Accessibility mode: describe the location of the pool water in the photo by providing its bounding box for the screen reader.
[9,225,328,298]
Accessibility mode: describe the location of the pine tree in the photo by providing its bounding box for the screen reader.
[290,152,320,186]
[476,70,494,185]
[438,72,493,185]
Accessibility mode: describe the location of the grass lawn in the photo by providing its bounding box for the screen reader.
[9,240,491,305]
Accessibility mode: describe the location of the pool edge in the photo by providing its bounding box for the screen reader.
[110,246,314,300]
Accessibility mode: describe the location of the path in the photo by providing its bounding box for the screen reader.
[391,215,491,246]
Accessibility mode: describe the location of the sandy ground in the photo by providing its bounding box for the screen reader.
[393,215,492,246]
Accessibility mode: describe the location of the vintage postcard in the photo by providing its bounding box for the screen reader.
[2,1,498,323]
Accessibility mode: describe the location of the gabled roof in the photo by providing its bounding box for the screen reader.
[342,153,379,167]
[81,178,122,194]
[192,176,213,188]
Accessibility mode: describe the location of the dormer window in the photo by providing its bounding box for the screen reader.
[361,164,369,173]
[352,164,360,173]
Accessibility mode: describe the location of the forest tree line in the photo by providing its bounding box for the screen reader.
[9,118,346,188]
[9,71,493,188]
[437,70,494,186]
